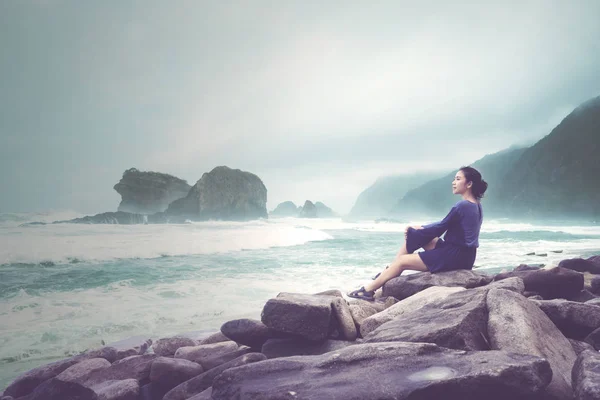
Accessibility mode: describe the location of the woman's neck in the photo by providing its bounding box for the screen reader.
[462,193,477,203]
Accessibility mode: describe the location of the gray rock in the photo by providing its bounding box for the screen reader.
[139,382,169,400]
[220,319,272,349]
[28,378,98,400]
[494,267,583,300]
[529,295,544,300]
[200,346,252,371]
[174,341,238,368]
[163,353,266,400]
[165,166,267,221]
[483,276,525,293]
[76,347,119,364]
[188,387,213,400]
[360,286,465,337]
[532,299,600,340]
[270,201,301,217]
[211,342,552,400]
[515,264,542,272]
[0,396,13,400]
[152,337,198,357]
[149,357,204,389]
[586,298,600,307]
[315,289,344,297]
[261,293,333,341]
[572,350,600,400]
[55,211,147,225]
[584,327,600,351]
[298,200,317,218]
[364,289,488,351]
[57,359,111,382]
[106,336,153,360]
[559,257,600,274]
[80,355,157,388]
[382,269,492,300]
[569,289,598,303]
[197,331,230,345]
[261,338,353,359]
[486,288,576,400]
[114,168,191,214]
[348,303,378,330]
[569,339,595,355]
[331,298,357,341]
[3,357,80,398]
[591,276,600,295]
[92,379,138,400]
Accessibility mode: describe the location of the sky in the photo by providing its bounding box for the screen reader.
[1,1,599,215]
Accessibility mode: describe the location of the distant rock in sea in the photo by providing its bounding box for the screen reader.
[270,201,301,217]
[165,166,268,221]
[55,211,148,225]
[314,201,336,218]
[114,168,191,214]
[298,201,336,218]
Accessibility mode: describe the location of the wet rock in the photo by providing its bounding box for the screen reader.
[56,359,111,382]
[364,289,488,351]
[149,357,204,390]
[220,319,272,349]
[28,378,98,400]
[152,337,198,357]
[494,266,583,300]
[360,286,465,337]
[569,339,595,355]
[559,257,600,274]
[572,350,600,400]
[261,293,333,341]
[197,332,230,345]
[532,299,600,340]
[3,357,80,398]
[487,288,576,400]
[382,269,492,300]
[163,353,266,400]
[93,379,138,400]
[261,338,353,359]
[174,341,238,369]
[211,342,552,400]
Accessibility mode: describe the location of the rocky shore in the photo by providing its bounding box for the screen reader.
[4,256,600,400]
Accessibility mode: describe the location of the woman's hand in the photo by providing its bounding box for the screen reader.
[404,225,423,239]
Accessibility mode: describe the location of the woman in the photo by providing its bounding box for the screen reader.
[347,166,488,300]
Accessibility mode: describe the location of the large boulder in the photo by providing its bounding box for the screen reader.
[211,342,552,400]
[152,337,198,357]
[220,319,273,350]
[559,257,600,274]
[173,342,239,369]
[56,359,111,382]
[3,357,81,398]
[486,288,577,400]
[77,355,157,388]
[364,289,489,351]
[360,286,465,337]
[165,166,267,221]
[261,338,353,359]
[532,299,600,340]
[92,379,139,400]
[381,269,492,300]
[163,353,266,400]
[493,267,583,300]
[114,168,191,214]
[28,378,98,400]
[149,357,204,390]
[572,350,600,400]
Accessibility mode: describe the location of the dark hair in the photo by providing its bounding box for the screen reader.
[460,166,488,200]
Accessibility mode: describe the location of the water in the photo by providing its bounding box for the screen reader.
[1,211,600,390]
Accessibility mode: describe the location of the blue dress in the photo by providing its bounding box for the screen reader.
[405,200,483,272]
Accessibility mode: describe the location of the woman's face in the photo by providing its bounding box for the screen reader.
[452,170,471,195]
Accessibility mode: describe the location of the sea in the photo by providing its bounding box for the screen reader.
[1,210,600,390]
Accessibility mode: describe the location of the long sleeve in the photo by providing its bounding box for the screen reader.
[420,205,460,238]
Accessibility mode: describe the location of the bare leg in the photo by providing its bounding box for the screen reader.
[365,253,429,292]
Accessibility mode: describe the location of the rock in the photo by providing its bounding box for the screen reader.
[105,336,153,360]
[28,378,98,400]
[114,168,191,214]
[152,337,198,357]
[364,289,489,351]
[197,332,230,345]
[174,341,238,369]
[149,357,204,390]
[165,166,267,221]
[584,327,600,350]
[200,347,252,371]
[382,269,492,300]
[569,289,598,303]
[56,211,148,225]
[298,200,317,218]
[187,387,212,400]
[80,355,157,388]
[572,350,600,400]
[360,286,465,337]
[585,298,600,307]
[348,303,378,330]
[76,347,119,363]
[3,357,80,398]
[261,338,353,359]
[591,276,600,295]
[331,298,357,341]
[486,288,576,400]
[139,382,169,400]
[220,319,272,349]
[261,293,333,341]
[483,276,526,294]
[559,257,600,274]
[56,359,111,382]
[529,295,544,300]
[532,299,600,340]
[92,379,139,400]
[269,201,301,217]
[515,264,542,271]
[314,289,344,298]
[314,201,336,217]
[494,266,583,300]
[163,353,266,400]
[211,342,552,400]
[568,339,595,355]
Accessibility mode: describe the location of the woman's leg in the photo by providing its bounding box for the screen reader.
[364,253,429,292]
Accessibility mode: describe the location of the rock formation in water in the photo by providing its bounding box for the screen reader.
[165,166,268,221]
[269,201,301,217]
[113,168,191,214]
[298,200,317,218]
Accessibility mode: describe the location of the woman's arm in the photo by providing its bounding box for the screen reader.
[419,206,460,238]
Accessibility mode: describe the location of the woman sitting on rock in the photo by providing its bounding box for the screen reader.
[347,166,488,300]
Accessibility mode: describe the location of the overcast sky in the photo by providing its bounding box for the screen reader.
[1,1,599,215]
